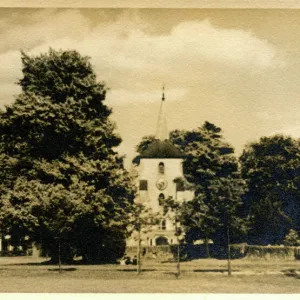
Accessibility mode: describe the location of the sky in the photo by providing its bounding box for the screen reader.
[1,8,300,168]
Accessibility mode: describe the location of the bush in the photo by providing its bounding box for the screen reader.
[246,245,295,260]
[283,229,300,246]
[0,250,27,257]
[295,247,300,260]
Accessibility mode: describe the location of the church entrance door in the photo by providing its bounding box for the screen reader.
[156,236,168,246]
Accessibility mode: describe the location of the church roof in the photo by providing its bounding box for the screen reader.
[140,139,184,158]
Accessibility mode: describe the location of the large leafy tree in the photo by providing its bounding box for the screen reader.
[170,122,247,258]
[0,49,135,263]
[240,135,300,245]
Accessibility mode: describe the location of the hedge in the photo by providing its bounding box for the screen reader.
[126,244,300,261]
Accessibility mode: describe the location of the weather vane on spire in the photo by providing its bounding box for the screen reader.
[156,85,168,140]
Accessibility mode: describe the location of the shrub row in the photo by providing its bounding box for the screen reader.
[232,244,299,260]
[294,247,300,260]
[0,250,30,256]
[127,244,300,261]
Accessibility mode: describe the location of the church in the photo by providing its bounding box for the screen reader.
[127,89,194,248]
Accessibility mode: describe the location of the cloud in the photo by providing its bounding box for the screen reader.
[0,9,90,54]
[0,8,289,169]
[105,88,186,106]
[0,50,22,82]
[0,9,284,109]
[171,20,279,69]
[270,124,300,138]
[0,83,20,107]
[255,111,282,121]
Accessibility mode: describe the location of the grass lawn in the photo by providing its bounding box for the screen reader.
[0,256,300,293]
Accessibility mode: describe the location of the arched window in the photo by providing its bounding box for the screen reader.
[158,162,165,174]
[158,193,165,205]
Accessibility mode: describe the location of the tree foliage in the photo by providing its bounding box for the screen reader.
[283,229,300,246]
[169,122,247,245]
[240,135,300,244]
[0,49,135,263]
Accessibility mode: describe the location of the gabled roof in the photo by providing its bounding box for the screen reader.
[140,139,184,158]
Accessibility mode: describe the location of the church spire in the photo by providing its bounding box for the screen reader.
[155,85,168,140]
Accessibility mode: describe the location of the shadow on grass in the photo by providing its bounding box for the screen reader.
[48,268,77,272]
[282,269,300,279]
[8,263,48,266]
[8,260,122,266]
[7,260,57,266]
[117,269,157,272]
[194,269,240,273]
[163,271,181,276]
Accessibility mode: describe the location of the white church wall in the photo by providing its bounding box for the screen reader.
[138,158,184,212]
[129,157,194,247]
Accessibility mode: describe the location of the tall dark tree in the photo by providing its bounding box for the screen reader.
[207,177,247,274]
[180,195,217,258]
[170,123,247,249]
[240,135,300,245]
[0,49,135,263]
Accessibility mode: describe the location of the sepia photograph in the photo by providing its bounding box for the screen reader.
[0,1,300,294]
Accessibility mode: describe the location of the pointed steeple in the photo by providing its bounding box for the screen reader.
[156,85,168,140]
[140,86,183,158]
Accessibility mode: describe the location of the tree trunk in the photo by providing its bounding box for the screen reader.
[58,240,62,274]
[205,236,210,258]
[176,237,180,278]
[227,227,232,276]
[137,229,141,275]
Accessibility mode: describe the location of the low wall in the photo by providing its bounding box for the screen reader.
[126,245,175,261]
[126,244,244,261]
[0,250,28,257]
[232,245,297,260]
[295,247,300,260]
[126,244,300,261]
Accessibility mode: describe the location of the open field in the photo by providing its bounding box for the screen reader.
[0,256,300,293]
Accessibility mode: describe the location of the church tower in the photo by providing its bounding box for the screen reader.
[129,88,193,247]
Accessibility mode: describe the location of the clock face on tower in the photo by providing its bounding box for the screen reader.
[156,178,168,190]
